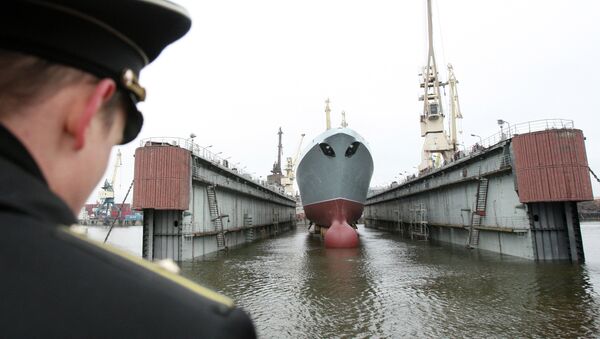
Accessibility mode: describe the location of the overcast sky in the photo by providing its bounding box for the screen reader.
[91,0,600,204]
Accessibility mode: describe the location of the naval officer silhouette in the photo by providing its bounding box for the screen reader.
[0,1,256,337]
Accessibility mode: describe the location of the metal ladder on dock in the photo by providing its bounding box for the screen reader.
[181,222,194,254]
[273,213,279,236]
[468,178,489,248]
[410,203,429,240]
[207,185,226,251]
[244,214,254,242]
[565,202,585,262]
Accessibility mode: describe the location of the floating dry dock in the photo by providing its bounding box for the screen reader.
[365,120,593,262]
[133,138,296,261]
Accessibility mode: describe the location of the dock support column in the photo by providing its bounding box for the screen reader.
[564,202,585,263]
[142,209,154,260]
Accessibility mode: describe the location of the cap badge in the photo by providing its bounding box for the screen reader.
[121,69,146,102]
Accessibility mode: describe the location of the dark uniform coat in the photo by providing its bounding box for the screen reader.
[0,125,256,338]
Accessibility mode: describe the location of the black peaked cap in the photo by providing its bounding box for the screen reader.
[0,0,192,144]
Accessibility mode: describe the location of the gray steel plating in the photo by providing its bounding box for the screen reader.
[297,128,374,206]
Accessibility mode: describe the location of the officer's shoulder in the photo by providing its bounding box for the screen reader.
[58,225,235,309]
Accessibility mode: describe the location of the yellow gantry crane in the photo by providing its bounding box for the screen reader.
[447,63,463,152]
[283,134,305,196]
[418,0,463,170]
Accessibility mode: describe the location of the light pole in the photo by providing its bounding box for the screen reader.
[188,133,196,152]
[497,119,511,138]
[471,133,482,144]
[213,152,223,164]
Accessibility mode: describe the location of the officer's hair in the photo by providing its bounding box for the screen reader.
[0,50,124,127]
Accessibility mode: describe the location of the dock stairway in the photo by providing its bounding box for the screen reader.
[179,222,195,261]
[244,214,254,242]
[409,203,429,240]
[468,178,489,248]
[207,185,227,251]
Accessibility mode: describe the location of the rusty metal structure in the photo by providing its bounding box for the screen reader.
[365,119,593,262]
[133,137,296,261]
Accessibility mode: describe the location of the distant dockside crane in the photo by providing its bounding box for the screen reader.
[418,0,463,171]
[283,133,305,196]
[267,127,284,186]
[94,149,122,224]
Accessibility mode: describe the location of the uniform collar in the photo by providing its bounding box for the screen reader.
[0,123,75,225]
[0,123,47,184]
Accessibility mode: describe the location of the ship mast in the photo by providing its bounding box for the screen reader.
[418,0,453,171]
[341,110,348,128]
[325,98,332,130]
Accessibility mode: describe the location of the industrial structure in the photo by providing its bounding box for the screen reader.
[81,150,125,225]
[365,0,593,262]
[419,0,460,170]
[267,127,284,187]
[365,121,593,261]
[133,137,296,261]
[265,127,305,196]
[282,133,305,196]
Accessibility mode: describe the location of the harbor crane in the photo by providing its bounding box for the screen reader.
[94,149,122,224]
[446,64,463,153]
[418,0,462,170]
[267,127,284,186]
[283,133,305,196]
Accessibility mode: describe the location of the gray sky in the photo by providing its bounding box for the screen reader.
[92,0,600,204]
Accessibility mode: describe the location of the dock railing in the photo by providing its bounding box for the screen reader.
[474,119,574,151]
[446,118,574,164]
[139,137,287,196]
[387,119,576,187]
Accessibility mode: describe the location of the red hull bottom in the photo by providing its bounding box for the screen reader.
[304,199,363,248]
[324,221,359,248]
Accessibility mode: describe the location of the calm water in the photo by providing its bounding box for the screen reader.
[90,222,600,338]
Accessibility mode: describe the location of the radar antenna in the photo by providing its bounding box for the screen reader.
[341,111,348,128]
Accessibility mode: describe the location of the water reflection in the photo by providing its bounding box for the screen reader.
[298,237,378,338]
[177,224,600,338]
[415,256,599,337]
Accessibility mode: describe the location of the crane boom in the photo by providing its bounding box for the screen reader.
[111,149,122,189]
[282,133,306,196]
[447,63,463,151]
[292,133,305,170]
[418,0,453,171]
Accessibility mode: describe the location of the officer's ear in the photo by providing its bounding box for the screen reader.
[68,78,116,150]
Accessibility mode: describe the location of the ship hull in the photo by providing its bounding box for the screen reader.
[297,128,373,248]
[303,198,364,227]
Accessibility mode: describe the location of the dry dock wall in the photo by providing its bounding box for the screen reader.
[365,129,592,262]
[134,142,296,261]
